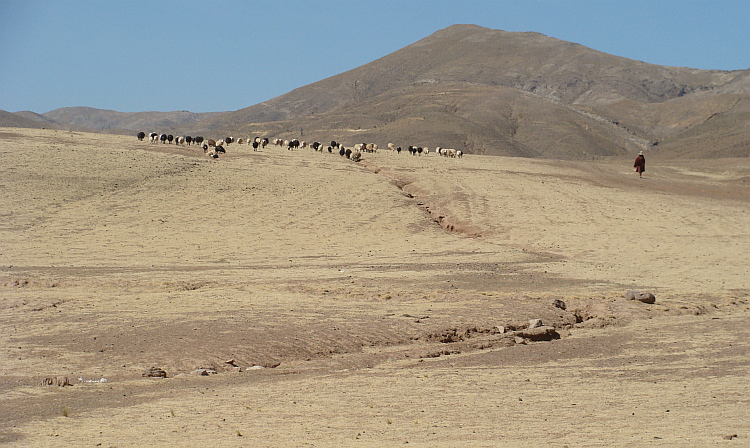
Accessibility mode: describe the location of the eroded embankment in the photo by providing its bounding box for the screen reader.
[359,159,485,238]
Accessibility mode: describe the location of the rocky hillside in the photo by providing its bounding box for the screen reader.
[189,25,750,159]
[3,24,748,159]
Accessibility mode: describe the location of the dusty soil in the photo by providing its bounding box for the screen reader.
[1,128,748,447]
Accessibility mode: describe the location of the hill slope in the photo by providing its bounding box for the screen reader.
[194,24,749,158]
[4,25,748,158]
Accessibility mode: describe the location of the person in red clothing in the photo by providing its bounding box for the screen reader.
[634,151,646,177]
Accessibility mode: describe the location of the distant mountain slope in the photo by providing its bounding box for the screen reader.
[41,107,225,132]
[4,25,748,159]
[1,107,226,134]
[0,110,57,129]
[192,24,748,158]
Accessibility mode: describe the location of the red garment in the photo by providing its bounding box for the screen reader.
[634,155,645,174]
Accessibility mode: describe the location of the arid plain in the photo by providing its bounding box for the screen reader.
[1,128,749,447]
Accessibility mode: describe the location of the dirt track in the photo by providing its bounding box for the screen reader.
[1,128,748,446]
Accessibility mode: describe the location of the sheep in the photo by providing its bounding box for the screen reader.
[252,140,259,151]
[160,133,167,144]
[288,139,300,150]
[311,141,321,151]
[167,134,174,144]
[185,136,192,145]
[207,139,216,148]
[396,146,402,154]
[224,137,234,145]
[350,150,362,162]
[339,147,346,156]
[273,138,283,146]
[261,138,269,148]
[194,136,204,146]
[345,148,352,159]
[176,136,185,145]
[149,132,158,143]
[387,142,395,151]
[457,150,463,158]
[137,131,146,141]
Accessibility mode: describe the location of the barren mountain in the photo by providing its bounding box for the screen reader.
[3,24,748,158]
[187,24,750,159]
[0,110,58,129]
[40,107,224,133]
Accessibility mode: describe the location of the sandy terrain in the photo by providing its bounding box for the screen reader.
[1,128,748,446]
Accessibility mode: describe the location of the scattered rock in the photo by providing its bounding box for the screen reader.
[518,326,561,341]
[243,365,265,371]
[192,368,217,376]
[514,336,527,345]
[494,325,506,334]
[625,290,656,304]
[41,376,72,387]
[552,299,567,310]
[78,377,108,383]
[225,359,238,367]
[142,367,167,378]
[723,434,738,440]
[528,318,544,329]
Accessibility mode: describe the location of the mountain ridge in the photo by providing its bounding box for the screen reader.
[3,24,748,159]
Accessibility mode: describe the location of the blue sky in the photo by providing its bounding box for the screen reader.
[1,0,748,113]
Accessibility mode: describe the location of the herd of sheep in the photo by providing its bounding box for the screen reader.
[136,131,463,160]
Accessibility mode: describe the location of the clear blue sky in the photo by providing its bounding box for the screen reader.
[1,0,748,113]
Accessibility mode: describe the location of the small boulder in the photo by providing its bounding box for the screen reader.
[519,326,561,341]
[528,319,544,329]
[625,290,656,304]
[142,367,167,378]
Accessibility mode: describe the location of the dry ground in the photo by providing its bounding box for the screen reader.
[1,128,748,447]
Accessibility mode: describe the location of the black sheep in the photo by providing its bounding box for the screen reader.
[136,131,145,141]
